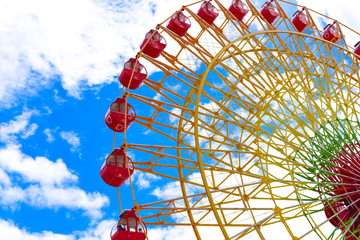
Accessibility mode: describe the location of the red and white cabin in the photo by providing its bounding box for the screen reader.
[118,58,147,90]
[111,210,147,240]
[100,148,134,187]
[323,22,339,43]
[140,30,167,58]
[260,1,279,25]
[229,0,249,22]
[105,97,136,132]
[291,9,308,32]
[167,11,191,37]
[197,1,219,25]
[354,41,360,56]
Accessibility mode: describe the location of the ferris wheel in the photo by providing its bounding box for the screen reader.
[100,0,360,239]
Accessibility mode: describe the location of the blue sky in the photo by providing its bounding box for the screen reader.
[1,0,360,239]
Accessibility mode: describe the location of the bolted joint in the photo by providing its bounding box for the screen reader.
[133,204,141,211]
[274,206,282,215]
[122,143,129,149]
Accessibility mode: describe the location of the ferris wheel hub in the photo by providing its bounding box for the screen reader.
[296,119,360,237]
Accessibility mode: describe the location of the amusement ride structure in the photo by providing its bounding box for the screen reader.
[101,0,360,239]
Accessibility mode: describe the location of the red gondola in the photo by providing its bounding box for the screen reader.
[167,11,191,37]
[229,0,249,22]
[323,22,339,43]
[354,41,360,56]
[111,210,147,240]
[140,30,167,58]
[105,97,136,132]
[260,1,279,25]
[291,9,308,32]
[197,1,219,25]
[100,148,134,187]
[118,58,147,90]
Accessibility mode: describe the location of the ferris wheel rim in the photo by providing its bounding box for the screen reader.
[106,0,360,238]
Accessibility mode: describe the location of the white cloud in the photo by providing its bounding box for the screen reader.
[54,89,66,104]
[0,184,109,220]
[169,108,182,125]
[0,219,74,240]
[148,226,197,240]
[21,123,38,139]
[133,171,161,190]
[0,185,26,207]
[0,168,11,186]
[77,219,116,240]
[0,218,120,240]
[152,181,182,199]
[0,144,77,186]
[60,131,80,152]
[143,129,152,135]
[0,110,38,143]
[42,106,52,115]
[0,0,196,108]
[151,179,201,200]
[24,185,108,219]
[0,143,109,219]
[43,128,55,142]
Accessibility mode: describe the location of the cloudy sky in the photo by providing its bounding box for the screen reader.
[1,0,360,239]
